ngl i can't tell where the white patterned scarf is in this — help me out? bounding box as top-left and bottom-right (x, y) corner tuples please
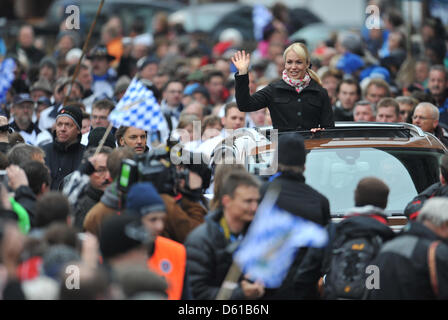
(282, 69), (311, 94)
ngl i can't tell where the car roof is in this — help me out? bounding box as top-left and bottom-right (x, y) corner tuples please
(250, 122), (448, 155)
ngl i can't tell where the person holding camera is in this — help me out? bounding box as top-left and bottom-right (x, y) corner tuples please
(160, 152), (212, 243)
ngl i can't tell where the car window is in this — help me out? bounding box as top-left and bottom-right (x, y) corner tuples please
(112, 5), (158, 33)
(304, 147), (443, 216)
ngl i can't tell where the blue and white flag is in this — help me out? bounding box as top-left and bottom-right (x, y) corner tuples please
(252, 4), (272, 41)
(234, 186), (328, 288)
(0, 58), (16, 104)
(108, 77), (168, 134)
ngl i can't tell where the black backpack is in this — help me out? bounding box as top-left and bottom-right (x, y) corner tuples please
(323, 226), (383, 300)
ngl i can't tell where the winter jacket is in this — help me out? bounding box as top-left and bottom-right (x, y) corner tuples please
(368, 221), (448, 299)
(292, 206), (396, 299)
(404, 182), (448, 220)
(14, 185), (37, 228)
(261, 171), (331, 226)
(184, 209), (247, 300)
(73, 184), (104, 230)
(161, 194), (208, 244)
(234, 73), (334, 131)
(83, 182), (120, 236)
(41, 138), (86, 190)
(332, 104), (354, 121)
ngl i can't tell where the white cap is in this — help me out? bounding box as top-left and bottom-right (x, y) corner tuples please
(219, 28), (243, 47)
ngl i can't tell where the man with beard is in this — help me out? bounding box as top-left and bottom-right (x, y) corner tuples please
(41, 105), (86, 190)
(10, 93), (41, 145)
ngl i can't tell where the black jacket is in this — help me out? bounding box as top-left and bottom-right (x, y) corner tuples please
(42, 138), (86, 190)
(404, 182), (448, 220)
(73, 183), (104, 231)
(332, 104), (354, 121)
(368, 221), (448, 300)
(293, 210), (395, 299)
(184, 209), (247, 300)
(261, 172), (331, 226)
(234, 73), (334, 131)
(257, 171), (330, 299)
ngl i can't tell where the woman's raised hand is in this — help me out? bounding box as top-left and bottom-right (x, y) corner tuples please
(231, 50), (251, 75)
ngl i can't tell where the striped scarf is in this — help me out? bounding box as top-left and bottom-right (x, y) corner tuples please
(282, 69), (311, 94)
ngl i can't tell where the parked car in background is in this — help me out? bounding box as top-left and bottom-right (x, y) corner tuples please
(289, 22), (361, 51)
(209, 122), (448, 231)
(168, 2), (320, 43)
(35, 0), (185, 37)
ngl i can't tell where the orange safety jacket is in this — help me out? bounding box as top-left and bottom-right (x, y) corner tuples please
(147, 236), (186, 300)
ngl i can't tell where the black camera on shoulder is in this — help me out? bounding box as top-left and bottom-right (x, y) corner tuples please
(118, 147), (187, 197)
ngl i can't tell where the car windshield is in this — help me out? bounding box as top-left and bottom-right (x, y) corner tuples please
(303, 147), (443, 216)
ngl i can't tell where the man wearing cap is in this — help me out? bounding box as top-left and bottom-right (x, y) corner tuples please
(259, 133), (330, 299)
(29, 78), (52, 103)
(41, 105), (86, 190)
(38, 78), (84, 132)
(137, 56), (159, 83)
(125, 182), (190, 300)
(10, 93), (41, 145)
(98, 214), (168, 298)
(86, 45), (117, 100)
(263, 133), (330, 225)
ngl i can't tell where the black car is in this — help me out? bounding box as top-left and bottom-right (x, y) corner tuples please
(168, 2), (320, 43)
(36, 0), (185, 37)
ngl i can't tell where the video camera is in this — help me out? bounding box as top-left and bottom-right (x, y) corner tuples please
(118, 147), (188, 198)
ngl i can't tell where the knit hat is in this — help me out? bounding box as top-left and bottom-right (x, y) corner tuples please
(137, 56), (159, 71)
(126, 182), (166, 216)
(277, 133), (307, 167)
(99, 215), (152, 260)
(42, 245), (81, 279)
(354, 177), (389, 209)
(336, 52), (364, 75)
(57, 105), (83, 131)
(87, 127), (116, 148)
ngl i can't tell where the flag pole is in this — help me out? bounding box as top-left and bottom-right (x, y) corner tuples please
(63, 0), (106, 106)
(216, 262), (243, 300)
(93, 123), (113, 156)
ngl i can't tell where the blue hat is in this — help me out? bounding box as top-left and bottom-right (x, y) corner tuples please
(183, 83), (200, 96)
(336, 52), (365, 74)
(13, 93), (33, 105)
(126, 182), (166, 216)
(359, 65), (390, 83)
